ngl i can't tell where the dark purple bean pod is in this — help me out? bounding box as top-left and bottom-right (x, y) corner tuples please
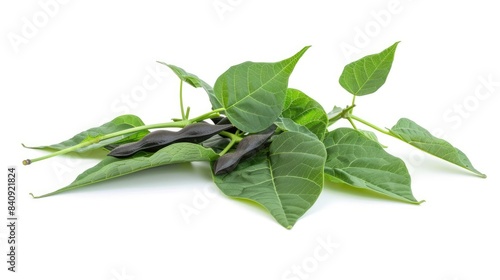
(210, 116), (225, 124)
(214, 125), (276, 175)
(213, 117), (238, 134)
(108, 123), (233, 158)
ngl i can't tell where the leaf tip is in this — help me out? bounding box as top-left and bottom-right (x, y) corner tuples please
(283, 223), (293, 230)
(29, 193), (37, 199)
(390, 41), (401, 50)
(390, 41), (401, 52)
(294, 45), (311, 58)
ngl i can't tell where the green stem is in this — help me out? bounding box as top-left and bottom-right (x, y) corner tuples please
(218, 131), (242, 156)
(179, 80), (185, 120)
(23, 109), (226, 165)
(349, 115), (392, 136)
(351, 95), (356, 107)
(327, 104), (356, 126)
(219, 139), (237, 156)
(191, 108), (225, 123)
(347, 117), (358, 130)
(219, 131), (241, 141)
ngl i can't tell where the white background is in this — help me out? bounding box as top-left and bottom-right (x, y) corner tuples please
(1, 1), (499, 279)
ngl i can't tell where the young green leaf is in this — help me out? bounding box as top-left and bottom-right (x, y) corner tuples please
(213, 46), (310, 133)
(339, 42), (399, 96)
(390, 118), (486, 178)
(327, 105), (344, 126)
(157, 62), (222, 109)
(327, 106), (343, 120)
(30, 143), (219, 198)
(274, 117), (318, 139)
(324, 128), (421, 204)
(282, 88), (328, 140)
(22, 114), (149, 153)
(213, 131), (326, 229)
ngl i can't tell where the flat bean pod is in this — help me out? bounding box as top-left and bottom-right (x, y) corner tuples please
(109, 123), (233, 158)
(214, 125), (276, 175)
(213, 117), (238, 133)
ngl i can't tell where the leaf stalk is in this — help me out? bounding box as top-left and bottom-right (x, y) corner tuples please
(349, 114), (392, 136)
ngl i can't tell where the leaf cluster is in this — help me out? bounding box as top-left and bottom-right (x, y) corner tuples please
(23, 42), (485, 229)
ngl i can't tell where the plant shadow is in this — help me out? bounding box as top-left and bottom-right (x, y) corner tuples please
(30, 162), (212, 198)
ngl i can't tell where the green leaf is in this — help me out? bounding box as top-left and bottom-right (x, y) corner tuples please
(274, 117), (317, 139)
(324, 128), (420, 204)
(23, 115), (149, 153)
(30, 143), (219, 198)
(390, 118), (486, 178)
(327, 106), (343, 120)
(213, 131), (326, 229)
(327, 106), (344, 126)
(214, 46), (310, 133)
(359, 129), (387, 148)
(157, 62), (222, 109)
(281, 88), (328, 140)
(339, 42), (399, 96)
